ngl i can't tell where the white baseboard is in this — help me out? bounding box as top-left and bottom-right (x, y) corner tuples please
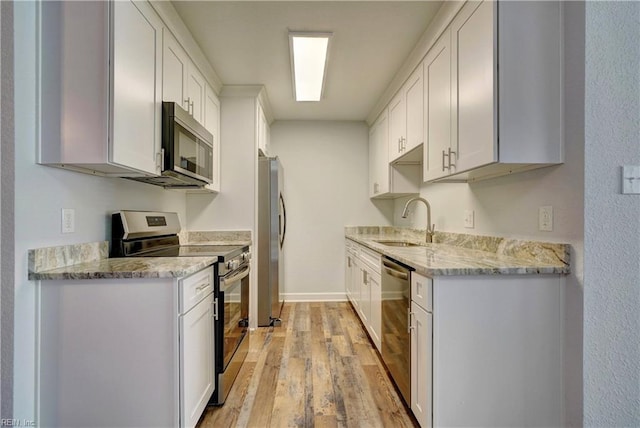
(282, 292), (348, 302)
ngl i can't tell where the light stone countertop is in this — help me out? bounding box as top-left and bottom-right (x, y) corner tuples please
(28, 230), (252, 281)
(30, 256), (218, 281)
(346, 227), (570, 276)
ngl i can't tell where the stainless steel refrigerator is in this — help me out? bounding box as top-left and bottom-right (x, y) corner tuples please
(257, 156), (286, 326)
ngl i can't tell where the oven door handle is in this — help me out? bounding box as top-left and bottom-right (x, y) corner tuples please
(220, 265), (250, 291)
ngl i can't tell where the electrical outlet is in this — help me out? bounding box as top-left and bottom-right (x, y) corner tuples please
(62, 208), (75, 233)
(538, 206), (553, 232)
(464, 210), (475, 228)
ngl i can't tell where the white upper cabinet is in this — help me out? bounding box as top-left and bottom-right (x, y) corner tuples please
(369, 111), (390, 197)
(369, 109), (420, 199)
(376, 0), (563, 184)
(163, 29), (207, 125)
(389, 65), (424, 163)
(162, 29), (189, 109)
(162, 25), (221, 193)
(404, 64), (424, 154)
(451, 0), (495, 174)
(441, 0), (563, 182)
(39, 0), (163, 177)
(423, 29), (453, 182)
(187, 66), (206, 124)
(388, 92), (406, 162)
(111, 0), (163, 175)
(257, 104), (270, 156)
(200, 85), (221, 193)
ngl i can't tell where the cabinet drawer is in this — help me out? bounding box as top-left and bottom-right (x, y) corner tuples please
(359, 246), (381, 274)
(180, 266), (214, 313)
(411, 272), (433, 312)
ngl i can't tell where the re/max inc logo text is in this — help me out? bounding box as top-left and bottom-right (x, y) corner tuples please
(0, 420), (35, 427)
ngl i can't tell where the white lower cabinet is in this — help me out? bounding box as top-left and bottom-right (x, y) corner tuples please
(368, 270), (382, 350)
(432, 275), (564, 427)
(39, 266), (215, 428)
(345, 239), (382, 352)
(179, 268), (215, 428)
(411, 300), (433, 428)
(345, 243), (564, 427)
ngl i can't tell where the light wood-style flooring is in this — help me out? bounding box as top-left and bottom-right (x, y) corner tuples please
(198, 302), (418, 428)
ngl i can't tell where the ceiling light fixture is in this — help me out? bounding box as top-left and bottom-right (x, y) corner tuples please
(289, 31), (332, 102)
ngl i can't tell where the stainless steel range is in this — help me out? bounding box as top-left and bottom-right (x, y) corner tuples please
(111, 210), (250, 406)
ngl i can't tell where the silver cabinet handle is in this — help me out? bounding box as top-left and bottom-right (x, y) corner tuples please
(442, 150), (448, 171)
(195, 282), (209, 292)
(190, 100), (195, 116)
(373, 182), (379, 194)
(184, 97), (190, 111)
(448, 147), (457, 169)
(213, 297), (218, 321)
(407, 308), (415, 333)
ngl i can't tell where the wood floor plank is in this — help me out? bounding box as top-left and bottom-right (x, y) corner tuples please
(198, 302), (417, 428)
(362, 364), (419, 428)
(245, 335), (285, 427)
(314, 414), (339, 428)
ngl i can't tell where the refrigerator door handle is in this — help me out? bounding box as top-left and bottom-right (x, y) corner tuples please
(279, 192), (287, 249)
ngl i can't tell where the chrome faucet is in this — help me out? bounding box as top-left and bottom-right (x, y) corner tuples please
(401, 197), (435, 243)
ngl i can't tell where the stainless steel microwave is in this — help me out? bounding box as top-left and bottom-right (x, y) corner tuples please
(129, 102), (214, 188)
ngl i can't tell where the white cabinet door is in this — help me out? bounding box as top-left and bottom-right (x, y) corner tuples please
(345, 250), (354, 302)
(111, 0), (162, 175)
(180, 293), (215, 428)
(451, 0), (496, 173)
(204, 85), (221, 192)
(369, 270), (382, 351)
(358, 263), (371, 325)
(404, 64), (424, 153)
(411, 301), (433, 428)
(162, 29), (189, 110)
(423, 30), (453, 182)
(162, 27), (207, 127)
(388, 92), (406, 161)
(257, 104), (270, 156)
(369, 110), (390, 197)
(187, 66), (206, 124)
(350, 252), (360, 310)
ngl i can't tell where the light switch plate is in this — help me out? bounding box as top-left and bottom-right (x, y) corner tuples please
(62, 208), (75, 233)
(538, 206), (553, 232)
(464, 210), (475, 229)
(622, 165), (640, 194)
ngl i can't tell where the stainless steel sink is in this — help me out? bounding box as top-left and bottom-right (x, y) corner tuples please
(374, 240), (422, 247)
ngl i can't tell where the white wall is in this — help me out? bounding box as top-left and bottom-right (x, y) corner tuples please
(393, 3), (585, 425)
(584, 2), (640, 425)
(270, 121), (393, 301)
(13, 3), (187, 421)
(186, 96), (257, 231)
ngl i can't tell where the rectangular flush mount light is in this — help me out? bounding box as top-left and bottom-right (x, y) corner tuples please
(289, 32), (332, 102)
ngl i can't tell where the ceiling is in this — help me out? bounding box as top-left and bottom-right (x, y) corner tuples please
(172, 1), (443, 122)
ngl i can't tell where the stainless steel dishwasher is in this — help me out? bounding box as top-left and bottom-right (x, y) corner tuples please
(381, 256), (413, 405)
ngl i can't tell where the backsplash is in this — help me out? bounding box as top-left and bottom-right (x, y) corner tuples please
(29, 241), (108, 276)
